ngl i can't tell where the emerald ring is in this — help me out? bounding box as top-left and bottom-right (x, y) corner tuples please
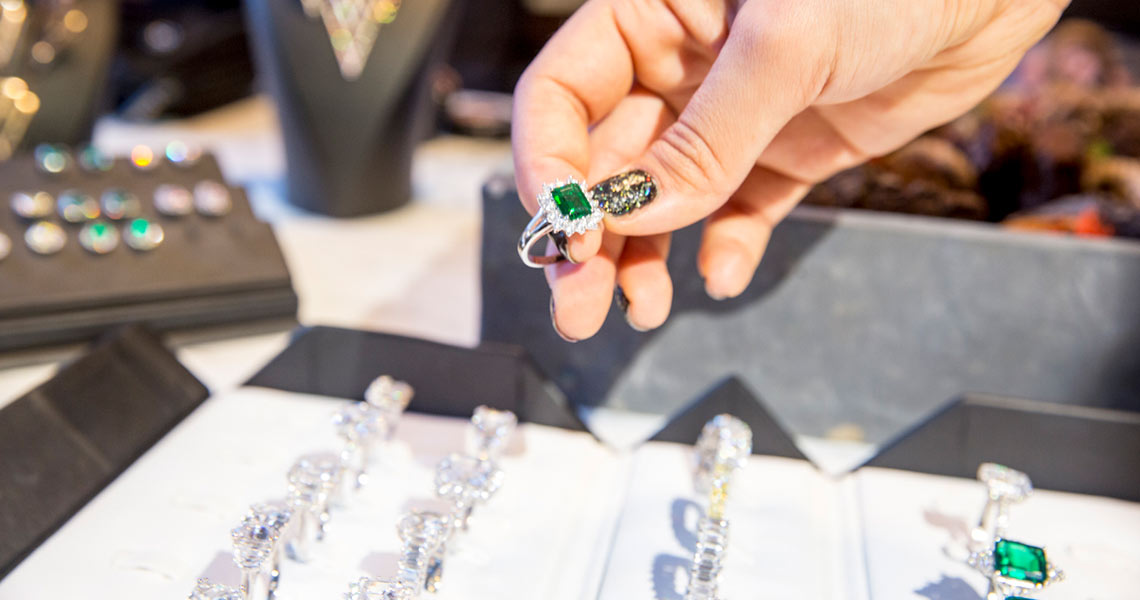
(972, 463), (1032, 549)
(518, 177), (602, 268)
(968, 538), (1063, 599)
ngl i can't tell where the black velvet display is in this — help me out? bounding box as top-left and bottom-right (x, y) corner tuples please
(0, 326), (208, 578)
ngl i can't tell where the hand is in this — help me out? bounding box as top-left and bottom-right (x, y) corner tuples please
(512, 0), (1067, 340)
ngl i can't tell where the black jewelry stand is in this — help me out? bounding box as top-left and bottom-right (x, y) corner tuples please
(242, 0), (462, 217)
(0, 326), (208, 578)
(1, 0), (118, 146)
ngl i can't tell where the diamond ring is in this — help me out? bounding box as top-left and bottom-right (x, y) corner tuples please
(434, 453), (504, 531)
(972, 463), (1032, 550)
(693, 414), (752, 520)
(968, 538), (1063, 599)
(364, 375), (413, 440)
(285, 452), (342, 562)
(466, 405), (517, 462)
(517, 177), (602, 268)
(344, 576), (412, 600)
(333, 402), (388, 493)
(232, 503), (292, 600)
(396, 510), (452, 593)
(189, 578), (242, 600)
(685, 415), (751, 600)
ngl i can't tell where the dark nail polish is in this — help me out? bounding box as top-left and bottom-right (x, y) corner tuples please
(614, 286), (630, 313)
(551, 231), (577, 264)
(614, 286), (650, 332)
(550, 296), (578, 342)
(590, 169), (657, 216)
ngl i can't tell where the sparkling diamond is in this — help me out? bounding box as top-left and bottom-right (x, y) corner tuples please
(10, 191), (53, 219)
(24, 221), (66, 255)
(299, 0), (399, 80)
(166, 140), (203, 166)
(100, 188), (141, 220)
(78, 221), (120, 255)
(34, 143), (69, 174)
(364, 375), (413, 415)
(537, 177), (602, 236)
(124, 218), (165, 251)
(154, 184), (194, 216)
(345, 576), (411, 600)
(694, 414), (752, 491)
(194, 180), (232, 217)
(287, 452), (342, 506)
(397, 510), (451, 547)
(57, 190), (99, 222)
(435, 453), (503, 503)
(189, 578), (242, 600)
(77, 145), (114, 172)
(467, 406), (517, 460)
(978, 463), (1032, 502)
(333, 402), (389, 442)
(231, 515), (276, 569)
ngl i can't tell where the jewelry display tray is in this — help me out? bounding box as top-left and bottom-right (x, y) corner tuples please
(1, 326), (1138, 598)
(0, 152), (297, 352)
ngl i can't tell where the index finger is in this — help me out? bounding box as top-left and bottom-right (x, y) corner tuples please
(511, 0), (634, 261)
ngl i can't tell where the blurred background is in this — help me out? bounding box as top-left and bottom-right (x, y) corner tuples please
(0, 0), (1138, 447)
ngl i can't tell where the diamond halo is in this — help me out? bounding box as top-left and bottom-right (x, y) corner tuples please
(537, 177), (602, 236)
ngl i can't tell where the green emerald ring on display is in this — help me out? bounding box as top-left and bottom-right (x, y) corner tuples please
(517, 177), (602, 268)
(968, 538), (1063, 599)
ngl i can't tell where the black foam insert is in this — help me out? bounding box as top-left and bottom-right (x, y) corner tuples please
(862, 394), (1140, 502)
(0, 326), (208, 578)
(246, 326), (590, 434)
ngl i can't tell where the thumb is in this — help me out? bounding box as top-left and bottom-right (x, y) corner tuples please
(596, 5), (832, 236)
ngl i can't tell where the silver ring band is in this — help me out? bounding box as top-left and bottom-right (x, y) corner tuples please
(517, 212), (563, 268)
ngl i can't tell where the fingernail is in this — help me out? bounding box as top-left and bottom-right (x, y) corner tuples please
(703, 277), (728, 301)
(591, 169), (657, 216)
(614, 286), (650, 332)
(550, 296), (578, 342)
(551, 231), (577, 264)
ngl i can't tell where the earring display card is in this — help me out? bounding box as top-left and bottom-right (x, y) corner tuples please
(855, 467), (1140, 599)
(0, 387), (628, 599)
(0, 149), (296, 352)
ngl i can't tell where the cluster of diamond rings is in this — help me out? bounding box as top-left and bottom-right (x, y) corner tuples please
(189, 375), (414, 600)
(345, 405), (518, 600)
(966, 463), (1063, 599)
(685, 414), (752, 600)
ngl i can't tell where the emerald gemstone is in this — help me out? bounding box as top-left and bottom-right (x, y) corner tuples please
(550, 183), (591, 220)
(994, 539), (1047, 584)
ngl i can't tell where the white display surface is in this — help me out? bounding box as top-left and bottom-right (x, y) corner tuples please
(857, 467), (1140, 599)
(3, 385), (1138, 599)
(0, 387), (625, 600)
(598, 442), (858, 600)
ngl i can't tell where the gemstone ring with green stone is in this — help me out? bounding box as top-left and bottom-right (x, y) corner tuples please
(968, 537), (1063, 599)
(518, 177), (602, 268)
